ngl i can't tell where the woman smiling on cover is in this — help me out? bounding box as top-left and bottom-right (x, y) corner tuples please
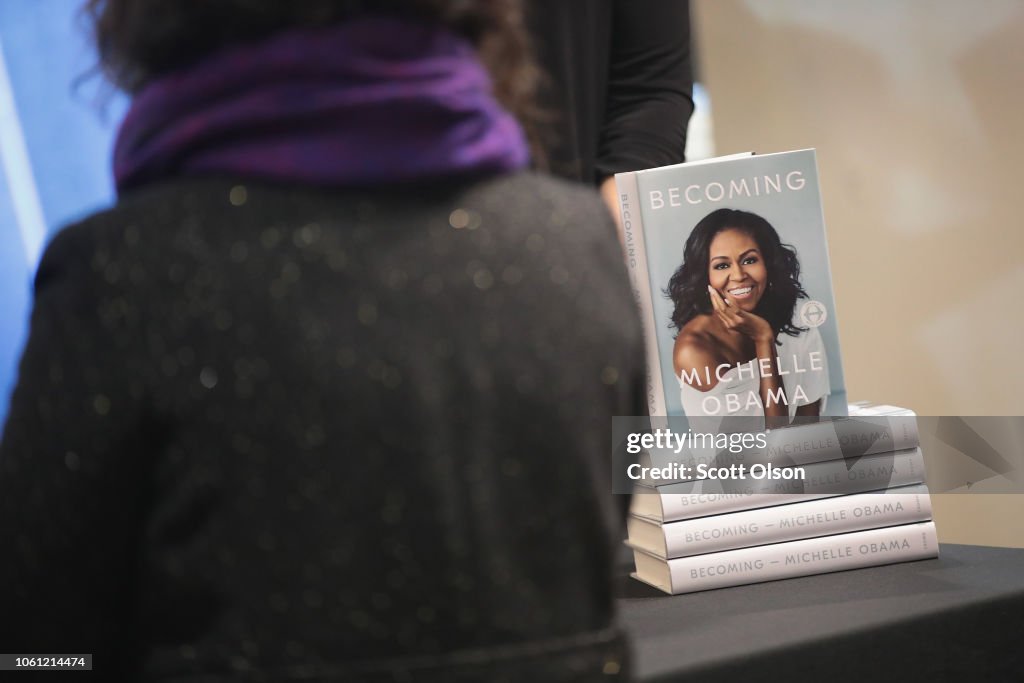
(667, 208), (829, 422)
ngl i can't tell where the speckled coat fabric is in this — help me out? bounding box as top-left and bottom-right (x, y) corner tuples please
(0, 172), (645, 681)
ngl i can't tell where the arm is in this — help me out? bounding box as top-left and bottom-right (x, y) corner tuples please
(753, 337), (789, 422)
(596, 0), (694, 181)
(707, 287), (788, 422)
(600, 176), (625, 247)
(795, 400), (822, 417)
(792, 327), (830, 417)
(673, 334), (722, 392)
(0, 229), (149, 664)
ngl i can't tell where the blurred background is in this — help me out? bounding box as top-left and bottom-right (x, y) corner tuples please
(690, 0), (1024, 548)
(1, 1), (1021, 544)
(0, 0), (126, 428)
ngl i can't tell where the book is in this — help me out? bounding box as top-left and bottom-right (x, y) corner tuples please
(631, 521), (939, 594)
(631, 407), (919, 487)
(848, 401), (915, 416)
(616, 149), (846, 421)
(631, 447), (927, 523)
(627, 484), (931, 559)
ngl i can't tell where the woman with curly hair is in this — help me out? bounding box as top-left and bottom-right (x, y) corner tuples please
(0, 1), (643, 679)
(666, 208), (830, 422)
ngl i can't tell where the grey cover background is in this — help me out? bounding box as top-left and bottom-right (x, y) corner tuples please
(634, 149), (847, 416)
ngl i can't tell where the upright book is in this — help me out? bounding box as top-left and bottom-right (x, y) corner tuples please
(616, 150), (847, 422)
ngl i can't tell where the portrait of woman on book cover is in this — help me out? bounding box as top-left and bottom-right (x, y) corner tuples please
(666, 207), (830, 423)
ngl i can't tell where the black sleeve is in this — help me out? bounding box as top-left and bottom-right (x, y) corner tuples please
(596, 0), (694, 178)
(0, 228), (149, 665)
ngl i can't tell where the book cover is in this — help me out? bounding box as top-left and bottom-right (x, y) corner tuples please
(631, 521), (939, 595)
(627, 484), (931, 559)
(617, 150), (847, 422)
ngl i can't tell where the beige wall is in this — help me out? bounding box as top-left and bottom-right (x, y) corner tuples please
(694, 0), (1024, 546)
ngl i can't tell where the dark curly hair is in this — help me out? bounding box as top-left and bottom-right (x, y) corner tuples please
(665, 208), (807, 340)
(81, 0), (544, 162)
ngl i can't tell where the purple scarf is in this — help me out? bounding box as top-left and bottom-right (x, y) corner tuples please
(113, 16), (529, 193)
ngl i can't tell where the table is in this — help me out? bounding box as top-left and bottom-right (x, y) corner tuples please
(618, 544), (1024, 682)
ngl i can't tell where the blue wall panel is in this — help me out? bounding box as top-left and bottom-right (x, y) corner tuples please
(0, 0), (126, 423)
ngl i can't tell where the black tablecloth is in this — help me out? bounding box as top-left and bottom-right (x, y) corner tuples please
(618, 543), (1024, 682)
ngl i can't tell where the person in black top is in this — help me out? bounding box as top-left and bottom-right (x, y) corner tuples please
(0, 1), (645, 680)
(527, 0), (694, 216)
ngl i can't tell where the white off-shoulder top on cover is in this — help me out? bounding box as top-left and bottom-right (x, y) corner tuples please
(677, 326), (830, 418)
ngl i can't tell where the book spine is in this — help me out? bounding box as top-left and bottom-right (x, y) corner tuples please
(663, 521), (938, 594)
(761, 415), (919, 466)
(653, 447), (926, 522)
(615, 171), (667, 419)
(655, 484), (931, 558)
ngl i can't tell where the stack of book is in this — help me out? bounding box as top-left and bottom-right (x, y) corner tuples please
(626, 405), (938, 594)
(614, 150), (940, 594)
